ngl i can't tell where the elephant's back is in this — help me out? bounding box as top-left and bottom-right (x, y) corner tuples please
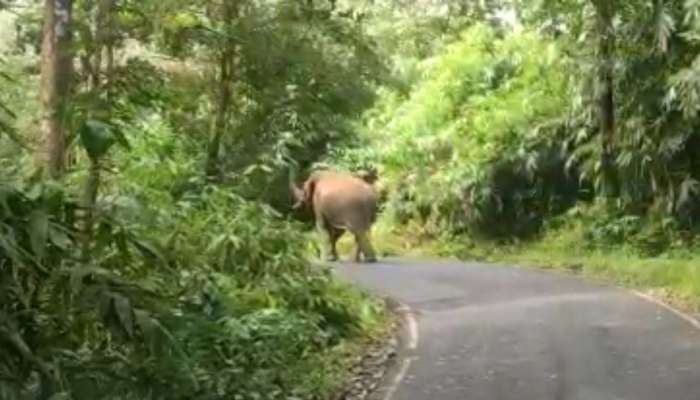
(313, 175), (377, 231)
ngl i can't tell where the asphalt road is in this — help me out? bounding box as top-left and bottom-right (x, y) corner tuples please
(334, 258), (700, 400)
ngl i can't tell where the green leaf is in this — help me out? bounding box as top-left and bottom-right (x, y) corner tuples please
(113, 126), (131, 150)
(0, 70), (14, 82)
(25, 183), (43, 201)
(113, 294), (135, 338)
(80, 119), (116, 159)
(69, 268), (87, 295)
(0, 228), (24, 265)
(47, 392), (71, 400)
(28, 209), (49, 260)
(243, 164), (259, 175)
(49, 226), (72, 250)
(131, 239), (168, 265)
(0, 100), (17, 119)
(654, 0), (675, 53)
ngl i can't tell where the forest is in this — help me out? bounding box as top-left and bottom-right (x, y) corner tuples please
(2, 0), (700, 399)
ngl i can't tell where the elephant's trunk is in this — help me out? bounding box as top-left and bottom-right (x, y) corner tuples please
(289, 169), (304, 209)
(291, 183), (304, 209)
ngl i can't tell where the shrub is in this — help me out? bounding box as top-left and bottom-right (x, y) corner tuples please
(0, 117), (386, 400)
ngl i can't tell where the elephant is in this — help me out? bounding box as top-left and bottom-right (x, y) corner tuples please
(291, 170), (378, 263)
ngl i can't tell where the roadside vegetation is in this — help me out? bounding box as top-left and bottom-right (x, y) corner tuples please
(332, 1), (700, 312)
(4, 0), (700, 398)
(0, 1), (388, 398)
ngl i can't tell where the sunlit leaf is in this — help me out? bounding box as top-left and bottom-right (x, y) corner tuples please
(28, 209), (48, 260)
(114, 294), (135, 338)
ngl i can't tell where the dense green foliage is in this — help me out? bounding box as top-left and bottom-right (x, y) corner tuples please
(0, 1), (386, 399)
(336, 25), (579, 238)
(335, 1), (700, 254)
(6, 0), (700, 397)
(0, 174), (384, 399)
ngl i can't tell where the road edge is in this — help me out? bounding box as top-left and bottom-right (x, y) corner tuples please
(631, 289), (700, 331)
(367, 297), (419, 400)
(473, 259), (700, 333)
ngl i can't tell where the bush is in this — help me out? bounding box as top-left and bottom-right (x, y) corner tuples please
(531, 200), (694, 258)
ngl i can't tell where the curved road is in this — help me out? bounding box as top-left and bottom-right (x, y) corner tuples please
(334, 258), (700, 400)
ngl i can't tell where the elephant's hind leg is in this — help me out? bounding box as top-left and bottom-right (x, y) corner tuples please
(353, 237), (362, 262)
(354, 230), (377, 263)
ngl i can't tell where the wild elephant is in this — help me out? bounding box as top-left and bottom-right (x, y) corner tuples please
(290, 170), (378, 263)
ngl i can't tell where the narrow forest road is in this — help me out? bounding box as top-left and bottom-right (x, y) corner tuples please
(334, 258), (700, 400)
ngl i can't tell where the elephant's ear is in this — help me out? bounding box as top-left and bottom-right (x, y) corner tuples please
(356, 167), (379, 184)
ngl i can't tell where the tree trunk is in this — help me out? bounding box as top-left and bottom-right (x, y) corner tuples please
(92, 0), (113, 90)
(594, 0), (618, 197)
(81, 0), (114, 260)
(205, 1), (237, 179)
(39, 0), (73, 178)
(205, 52), (233, 179)
(105, 42), (114, 88)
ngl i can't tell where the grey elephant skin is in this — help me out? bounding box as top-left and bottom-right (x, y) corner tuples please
(291, 170), (378, 263)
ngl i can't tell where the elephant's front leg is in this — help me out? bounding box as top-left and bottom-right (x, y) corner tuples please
(329, 227), (344, 261)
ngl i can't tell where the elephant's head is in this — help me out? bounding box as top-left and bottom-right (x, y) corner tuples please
(290, 180), (306, 210)
(289, 169), (313, 210)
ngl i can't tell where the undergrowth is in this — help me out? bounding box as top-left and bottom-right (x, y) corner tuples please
(1, 112), (388, 400)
